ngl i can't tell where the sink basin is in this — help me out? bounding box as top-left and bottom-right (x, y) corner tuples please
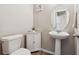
(49, 31), (70, 55)
(49, 31), (70, 39)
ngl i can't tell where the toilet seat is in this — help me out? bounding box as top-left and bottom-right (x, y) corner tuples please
(10, 48), (31, 55)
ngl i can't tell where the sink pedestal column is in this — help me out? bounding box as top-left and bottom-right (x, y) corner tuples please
(55, 39), (61, 55)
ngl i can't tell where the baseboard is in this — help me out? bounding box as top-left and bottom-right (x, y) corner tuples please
(41, 48), (55, 55)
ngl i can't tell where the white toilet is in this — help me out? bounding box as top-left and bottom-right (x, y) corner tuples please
(0, 34), (31, 55)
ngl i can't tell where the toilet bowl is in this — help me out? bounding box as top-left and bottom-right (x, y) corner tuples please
(0, 34), (31, 55)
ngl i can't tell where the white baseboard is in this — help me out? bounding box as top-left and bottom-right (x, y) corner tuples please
(41, 48), (55, 55)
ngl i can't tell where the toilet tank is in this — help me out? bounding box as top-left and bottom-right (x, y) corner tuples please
(1, 34), (23, 54)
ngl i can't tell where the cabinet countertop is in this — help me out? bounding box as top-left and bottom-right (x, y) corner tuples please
(27, 31), (41, 34)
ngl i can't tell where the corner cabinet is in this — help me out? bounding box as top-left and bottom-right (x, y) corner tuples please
(26, 31), (41, 52)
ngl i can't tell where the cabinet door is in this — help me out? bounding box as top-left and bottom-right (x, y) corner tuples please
(27, 34), (34, 51)
(34, 33), (41, 51)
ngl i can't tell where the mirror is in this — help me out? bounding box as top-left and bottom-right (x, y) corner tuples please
(51, 8), (69, 32)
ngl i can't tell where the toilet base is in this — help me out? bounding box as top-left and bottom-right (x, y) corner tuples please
(10, 48), (31, 55)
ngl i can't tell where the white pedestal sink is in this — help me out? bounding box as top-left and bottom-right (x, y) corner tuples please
(49, 31), (70, 55)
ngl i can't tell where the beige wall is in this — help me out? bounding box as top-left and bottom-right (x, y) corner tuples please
(0, 4), (33, 37)
(33, 4), (75, 55)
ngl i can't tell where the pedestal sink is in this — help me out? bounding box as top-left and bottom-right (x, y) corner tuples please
(49, 31), (70, 55)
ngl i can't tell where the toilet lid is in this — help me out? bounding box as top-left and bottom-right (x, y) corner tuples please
(10, 48), (31, 55)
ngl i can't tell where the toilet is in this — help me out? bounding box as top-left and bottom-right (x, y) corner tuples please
(0, 34), (31, 55)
